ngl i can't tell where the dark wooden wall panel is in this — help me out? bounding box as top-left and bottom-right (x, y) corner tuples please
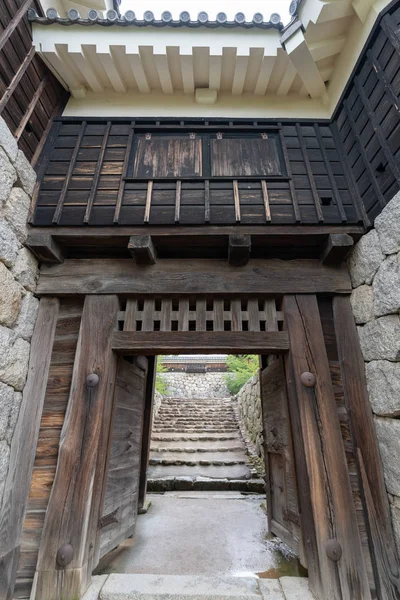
(0, 0), (68, 163)
(334, 5), (400, 224)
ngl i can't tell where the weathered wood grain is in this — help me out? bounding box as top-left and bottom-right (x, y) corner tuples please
(37, 258), (352, 296)
(128, 235), (157, 265)
(321, 233), (354, 265)
(32, 296), (119, 600)
(112, 330), (289, 354)
(228, 234), (251, 266)
(0, 298), (59, 600)
(333, 296), (400, 599)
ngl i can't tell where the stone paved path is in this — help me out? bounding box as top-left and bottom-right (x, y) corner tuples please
(147, 397), (264, 491)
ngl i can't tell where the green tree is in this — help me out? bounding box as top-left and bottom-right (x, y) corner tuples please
(155, 355), (169, 395)
(225, 354), (259, 395)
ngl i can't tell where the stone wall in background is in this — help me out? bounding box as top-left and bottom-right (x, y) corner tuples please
(153, 389), (163, 422)
(159, 372), (229, 398)
(234, 374), (264, 460)
(0, 117), (39, 507)
(348, 190), (400, 555)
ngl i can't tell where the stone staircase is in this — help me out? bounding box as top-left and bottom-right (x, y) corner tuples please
(147, 397), (264, 492)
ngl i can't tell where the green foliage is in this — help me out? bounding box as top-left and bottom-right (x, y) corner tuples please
(225, 354), (259, 395)
(155, 356), (169, 395)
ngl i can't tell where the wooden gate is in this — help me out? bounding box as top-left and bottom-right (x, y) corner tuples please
(9, 290), (400, 600)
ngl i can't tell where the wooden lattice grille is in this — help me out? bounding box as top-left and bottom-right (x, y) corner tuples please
(119, 298), (281, 333)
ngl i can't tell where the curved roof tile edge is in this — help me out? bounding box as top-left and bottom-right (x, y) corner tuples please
(28, 8), (284, 30)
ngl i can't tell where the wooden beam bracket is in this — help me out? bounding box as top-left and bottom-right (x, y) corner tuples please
(26, 232), (64, 264)
(128, 235), (157, 265)
(321, 233), (354, 265)
(228, 234), (251, 266)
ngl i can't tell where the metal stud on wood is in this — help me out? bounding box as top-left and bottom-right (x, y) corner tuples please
(56, 544), (73, 568)
(86, 373), (99, 387)
(300, 371), (316, 387)
(325, 539), (342, 561)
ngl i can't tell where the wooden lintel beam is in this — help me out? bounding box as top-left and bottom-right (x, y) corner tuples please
(37, 258), (352, 296)
(128, 235), (157, 265)
(112, 331), (289, 354)
(321, 233), (354, 265)
(228, 234), (251, 266)
(26, 233), (64, 264)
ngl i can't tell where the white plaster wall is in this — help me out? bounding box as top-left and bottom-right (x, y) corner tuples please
(0, 118), (39, 506)
(348, 191), (400, 555)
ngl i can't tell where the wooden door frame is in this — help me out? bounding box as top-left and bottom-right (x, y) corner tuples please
(19, 292), (399, 600)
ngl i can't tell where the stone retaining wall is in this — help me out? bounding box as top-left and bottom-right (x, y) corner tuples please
(159, 372), (229, 398)
(0, 118), (39, 506)
(153, 389), (163, 422)
(348, 191), (400, 554)
(234, 375), (264, 460)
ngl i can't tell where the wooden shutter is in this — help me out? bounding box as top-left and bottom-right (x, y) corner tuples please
(99, 356), (148, 558)
(211, 137), (281, 177)
(133, 136), (202, 178)
(260, 357), (303, 560)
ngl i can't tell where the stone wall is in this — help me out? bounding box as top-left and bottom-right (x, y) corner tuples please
(234, 374), (264, 460)
(0, 118), (39, 506)
(159, 372), (229, 398)
(348, 191), (400, 555)
(153, 389), (163, 422)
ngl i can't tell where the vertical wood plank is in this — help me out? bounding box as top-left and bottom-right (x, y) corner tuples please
(333, 296), (400, 600)
(284, 295), (371, 600)
(142, 299), (154, 331)
(29, 121), (61, 224)
(196, 298), (206, 331)
(247, 299), (260, 331)
(84, 121), (111, 224)
(314, 124), (347, 222)
(124, 299), (138, 331)
(264, 299), (278, 332)
(0, 299), (59, 600)
(204, 180), (210, 223)
(296, 123), (324, 223)
(261, 180), (271, 222)
(114, 122), (134, 223)
(144, 181), (153, 224)
(52, 121), (86, 224)
(175, 180), (181, 224)
(138, 356), (157, 510)
(178, 298), (189, 331)
(230, 299), (242, 331)
(213, 299), (224, 331)
(32, 295), (120, 600)
(160, 299), (172, 332)
(233, 180), (241, 223)
(278, 124), (301, 223)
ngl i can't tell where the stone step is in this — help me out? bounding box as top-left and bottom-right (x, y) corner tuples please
(85, 574), (313, 600)
(148, 463), (254, 480)
(150, 444), (245, 453)
(151, 433), (241, 441)
(146, 476), (265, 493)
(152, 428), (239, 433)
(149, 457), (247, 466)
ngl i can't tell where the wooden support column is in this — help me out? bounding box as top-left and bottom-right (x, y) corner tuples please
(333, 296), (400, 599)
(283, 295), (371, 600)
(228, 234), (251, 266)
(128, 235), (157, 265)
(32, 295), (120, 600)
(138, 356), (157, 512)
(0, 299), (59, 600)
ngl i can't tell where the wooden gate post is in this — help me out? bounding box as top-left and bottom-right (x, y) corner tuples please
(0, 298), (59, 600)
(333, 296), (400, 599)
(283, 294), (371, 600)
(32, 295), (120, 600)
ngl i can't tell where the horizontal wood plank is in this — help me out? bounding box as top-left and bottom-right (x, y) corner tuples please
(112, 330), (289, 354)
(37, 258), (352, 296)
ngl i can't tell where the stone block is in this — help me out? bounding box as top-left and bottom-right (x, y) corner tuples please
(14, 150), (36, 196)
(13, 292), (39, 340)
(358, 316), (400, 361)
(0, 326), (30, 391)
(366, 361), (400, 417)
(3, 187), (31, 243)
(390, 503), (400, 557)
(0, 219), (20, 267)
(350, 284), (374, 324)
(257, 579), (284, 599)
(373, 253), (400, 317)
(278, 577), (314, 600)
(0, 381), (15, 440)
(374, 417), (400, 497)
(100, 574), (261, 600)
(348, 229), (384, 287)
(375, 191), (400, 255)
(83, 576), (109, 600)
(0, 440), (10, 496)
(5, 391), (21, 445)
(0, 262), (22, 326)
(11, 247), (38, 291)
(0, 148), (17, 207)
(0, 117), (18, 163)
